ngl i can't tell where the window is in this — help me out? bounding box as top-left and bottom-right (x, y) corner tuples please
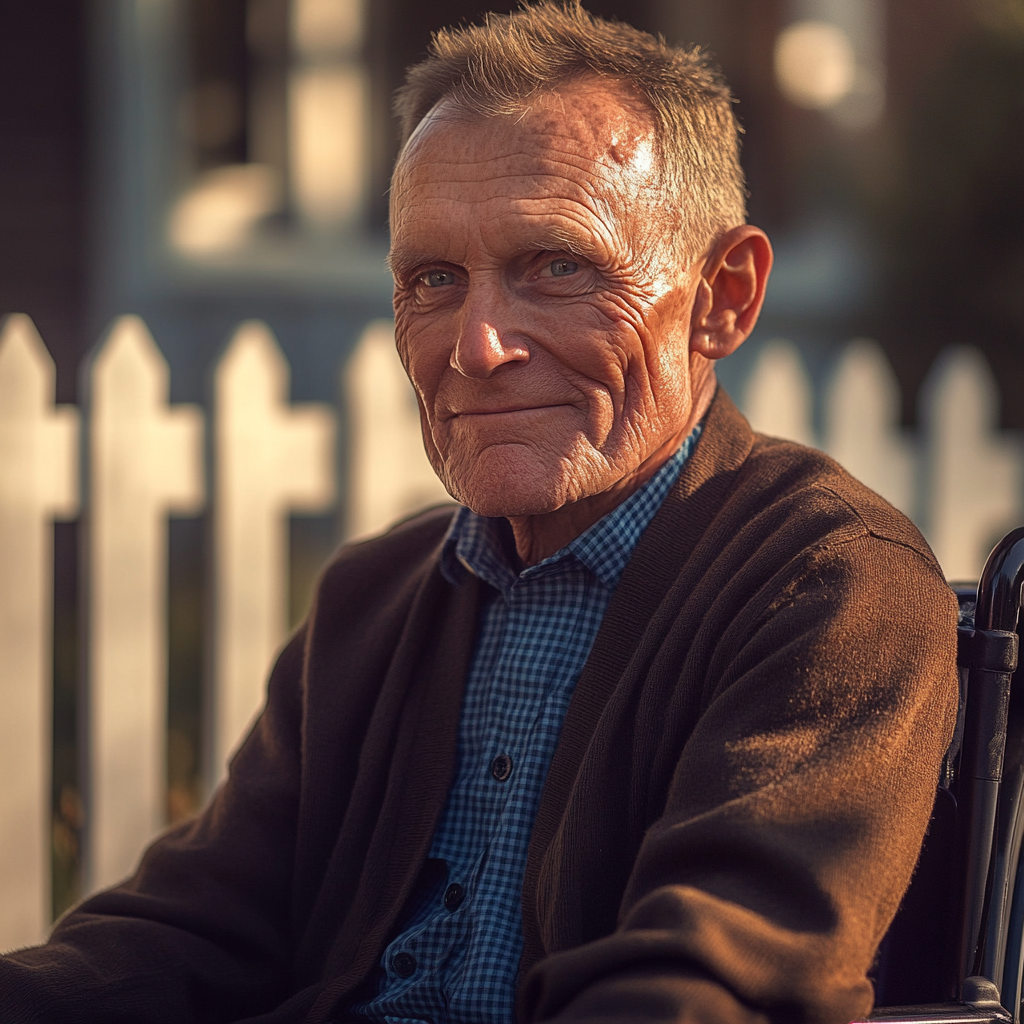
(169, 0), (370, 257)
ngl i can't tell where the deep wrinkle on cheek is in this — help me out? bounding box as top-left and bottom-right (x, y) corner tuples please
(589, 283), (650, 342)
(568, 320), (636, 426)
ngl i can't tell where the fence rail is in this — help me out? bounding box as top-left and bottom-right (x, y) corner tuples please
(0, 313), (1021, 950)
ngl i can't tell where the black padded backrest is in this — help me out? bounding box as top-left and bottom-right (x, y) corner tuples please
(871, 785), (959, 1004)
(869, 587), (976, 1006)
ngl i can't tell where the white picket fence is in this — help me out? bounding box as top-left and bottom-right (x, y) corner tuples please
(0, 314), (1021, 952)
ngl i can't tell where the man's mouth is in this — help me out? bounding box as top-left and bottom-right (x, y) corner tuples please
(450, 403), (571, 418)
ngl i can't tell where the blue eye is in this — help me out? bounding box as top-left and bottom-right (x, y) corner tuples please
(550, 259), (578, 277)
(422, 270), (457, 287)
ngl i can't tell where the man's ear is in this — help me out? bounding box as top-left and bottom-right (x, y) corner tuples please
(689, 225), (773, 360)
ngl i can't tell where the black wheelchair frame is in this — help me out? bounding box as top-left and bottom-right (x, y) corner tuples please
(865, 526), (1024, 1024)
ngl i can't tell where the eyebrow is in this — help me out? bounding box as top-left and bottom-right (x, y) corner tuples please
(511, 213), (612, 262)
(534, 232), (601, 261)
(386, 248), (439, 278)
(387, 225), (608, 278)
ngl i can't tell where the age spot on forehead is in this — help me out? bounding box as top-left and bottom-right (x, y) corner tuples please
(393, 76), (658, 190)
(528, 80), (655, 149)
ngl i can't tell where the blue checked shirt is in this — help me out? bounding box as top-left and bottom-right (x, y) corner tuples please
(348, 426), (701, 1024)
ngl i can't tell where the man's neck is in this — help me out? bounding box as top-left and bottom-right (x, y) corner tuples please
(508, 382), (713, 567)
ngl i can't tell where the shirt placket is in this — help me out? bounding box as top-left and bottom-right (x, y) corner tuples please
(446, 562), (591, 1021)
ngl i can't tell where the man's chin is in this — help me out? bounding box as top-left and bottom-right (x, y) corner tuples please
(443, 469), (567, 520)
(436, 442), (593, 519)
(455, 485), (563, 520)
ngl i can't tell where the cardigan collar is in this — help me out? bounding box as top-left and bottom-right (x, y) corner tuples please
(438, 424), (704, 594)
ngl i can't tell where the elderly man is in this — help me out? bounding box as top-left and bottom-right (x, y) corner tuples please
(1, 4), (957, 1024)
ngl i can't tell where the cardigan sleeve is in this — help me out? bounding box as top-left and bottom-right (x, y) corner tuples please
(0, 627), (309, 1024)
(520, 532), (959, 1024)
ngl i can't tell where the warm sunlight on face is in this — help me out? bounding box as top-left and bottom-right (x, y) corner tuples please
(388, 80), (702, 522)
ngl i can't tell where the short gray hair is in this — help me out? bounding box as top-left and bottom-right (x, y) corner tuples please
(394, 0), (747, 263)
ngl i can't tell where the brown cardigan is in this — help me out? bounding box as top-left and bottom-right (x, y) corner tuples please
(0, 390), (958, 1024)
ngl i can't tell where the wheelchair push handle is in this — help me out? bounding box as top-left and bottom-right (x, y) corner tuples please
(976, 528), (1024, 635)
(956, 527), (1024, 999)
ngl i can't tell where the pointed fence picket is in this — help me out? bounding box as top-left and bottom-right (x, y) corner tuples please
(343, 320), (450, 542)
(921, 347), (1024, 582)
(0, 316), (78, 949)
(87, 316), (205, 891)
(824, 339), (916, 518)
(212, 322), (335, 785)
(742, 338), (816, 447)
(0, 313), (1022, 946)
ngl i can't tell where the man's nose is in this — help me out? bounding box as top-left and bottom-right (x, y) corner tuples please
(451, 285), (529, 378)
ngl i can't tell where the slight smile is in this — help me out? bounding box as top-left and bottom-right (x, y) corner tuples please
(450, 403), (574, 418)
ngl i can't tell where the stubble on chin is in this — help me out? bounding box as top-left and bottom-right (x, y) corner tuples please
(433, 429), (622, 519)
(433, 443), (558, 518)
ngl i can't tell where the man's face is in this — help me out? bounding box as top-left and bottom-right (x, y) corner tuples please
(389, 80), (702, 519)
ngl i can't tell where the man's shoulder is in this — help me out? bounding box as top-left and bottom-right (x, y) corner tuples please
(335, 503), (459, 563)
(312, 504), (460, 618)
(743, 431), (937, 566)
(695, 388), (940, 572)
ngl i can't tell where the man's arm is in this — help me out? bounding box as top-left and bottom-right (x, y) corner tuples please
(0, 628), (308, 1024)
(521, 532), (959, 1024)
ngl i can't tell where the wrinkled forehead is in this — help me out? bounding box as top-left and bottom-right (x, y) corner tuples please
(389, 79), (659, 227)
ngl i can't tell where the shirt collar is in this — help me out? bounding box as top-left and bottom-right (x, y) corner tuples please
(440, 423), (702, 593)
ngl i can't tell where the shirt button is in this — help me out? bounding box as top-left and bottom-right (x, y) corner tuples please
(490, 753), (513, 781)
(444, 882), (465, 911)
(393, 951), (417, 977)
